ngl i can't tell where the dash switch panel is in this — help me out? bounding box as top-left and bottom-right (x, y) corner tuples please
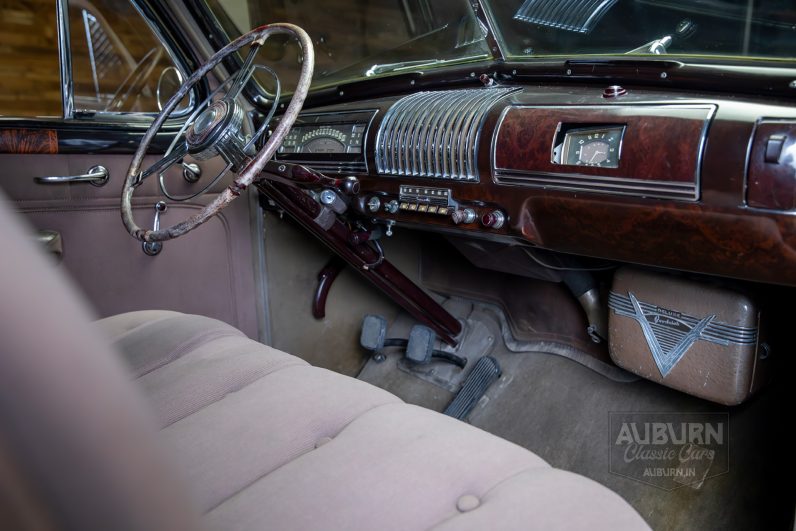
(747, 121), (796, 211)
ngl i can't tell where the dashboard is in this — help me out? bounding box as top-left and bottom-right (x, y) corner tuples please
(266, 84), (796, 287)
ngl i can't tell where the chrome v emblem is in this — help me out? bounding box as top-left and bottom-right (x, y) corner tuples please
(628, 293), (715, 377)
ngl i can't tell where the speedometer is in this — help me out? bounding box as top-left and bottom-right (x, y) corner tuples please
(303, 137), (346, 153)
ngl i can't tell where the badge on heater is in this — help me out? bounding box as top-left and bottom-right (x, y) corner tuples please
(608, 292), (757, 377)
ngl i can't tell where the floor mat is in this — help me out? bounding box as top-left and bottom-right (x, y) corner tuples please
(358, 297), (794, 531)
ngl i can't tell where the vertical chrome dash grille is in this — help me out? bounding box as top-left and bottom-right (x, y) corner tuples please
(376, 88), (518, 182)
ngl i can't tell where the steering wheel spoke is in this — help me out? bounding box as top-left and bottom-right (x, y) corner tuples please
(140, 142), (188, 181)
(226, 43), (261, 101)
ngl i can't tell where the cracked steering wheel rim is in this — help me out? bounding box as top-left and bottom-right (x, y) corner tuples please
(121, 23), (314, 243)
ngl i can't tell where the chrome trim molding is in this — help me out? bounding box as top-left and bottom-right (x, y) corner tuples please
(376, 87), (519, 182)
(493, 169), (699, 200)
(56, 0), (74, 119)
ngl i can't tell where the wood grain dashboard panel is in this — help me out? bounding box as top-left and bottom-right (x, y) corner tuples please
(493, 105), (714, 200)
(0, 128), (58, 154)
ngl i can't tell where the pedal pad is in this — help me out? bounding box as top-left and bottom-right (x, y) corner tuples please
(443, 356), (501, 420)
(406, 325), (435, 364)
(360, 314), (387, 352)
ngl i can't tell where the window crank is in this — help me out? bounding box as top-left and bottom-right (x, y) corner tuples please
(142, 201), (167, 256)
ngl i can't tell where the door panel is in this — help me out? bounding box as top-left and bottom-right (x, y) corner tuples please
(0, 150), (260, 339)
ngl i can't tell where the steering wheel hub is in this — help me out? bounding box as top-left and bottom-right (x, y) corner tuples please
(192, 106), (219, 136)
(186, 99), (249, 167)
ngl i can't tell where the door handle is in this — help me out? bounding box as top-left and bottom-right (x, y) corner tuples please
(35, 165), (109, 187)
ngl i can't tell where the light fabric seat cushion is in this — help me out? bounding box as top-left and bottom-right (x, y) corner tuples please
(97, 311), (649, 530)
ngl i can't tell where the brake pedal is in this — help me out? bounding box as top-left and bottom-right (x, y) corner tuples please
(444, 356), (501, 420)
(360, 314), (387, 362)
(406, 325), (435, 364)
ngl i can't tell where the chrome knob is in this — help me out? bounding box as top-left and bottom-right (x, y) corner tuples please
(182, 162), (202, 183)
(481, 210), (506, 230)
(319, 189), (337, 206)
(451, 208), (477, 225)
(367, 196), (381, 213)
(384, 200), (399, 214)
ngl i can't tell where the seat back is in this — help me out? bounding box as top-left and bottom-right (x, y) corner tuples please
(0, 194), (198, 531)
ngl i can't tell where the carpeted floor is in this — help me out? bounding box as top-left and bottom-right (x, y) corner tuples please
(358, 298), (794, 531)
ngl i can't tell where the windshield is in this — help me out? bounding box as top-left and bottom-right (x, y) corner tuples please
(206, 0), (490, 91)
(206, 0), (796, 91)
(491, 0), (796, 60)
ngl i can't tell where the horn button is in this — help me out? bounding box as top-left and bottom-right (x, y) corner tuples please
(185, 99), (250, 170)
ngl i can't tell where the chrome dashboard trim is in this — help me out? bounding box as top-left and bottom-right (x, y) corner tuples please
(376, 87), (519, 182)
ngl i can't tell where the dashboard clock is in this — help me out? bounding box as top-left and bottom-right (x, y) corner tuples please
(559, 125), (625, 168)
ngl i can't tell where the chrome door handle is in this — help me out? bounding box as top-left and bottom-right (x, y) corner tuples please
(35, 165), (109, 187)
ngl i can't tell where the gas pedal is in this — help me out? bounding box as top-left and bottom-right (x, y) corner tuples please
(443, 356), (501, 420)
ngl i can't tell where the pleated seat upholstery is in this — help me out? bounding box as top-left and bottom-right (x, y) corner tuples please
(96, 310), (649, 530)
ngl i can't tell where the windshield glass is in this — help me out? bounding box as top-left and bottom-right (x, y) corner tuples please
(206, 0), (796, 91)
(489, 0), (796, 60)
(206, 0), (490, 91)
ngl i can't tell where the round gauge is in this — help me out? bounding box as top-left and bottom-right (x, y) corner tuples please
(303, 137), (346, 153)
(578, 140), (610, 165)
(562, 126), (624, 168)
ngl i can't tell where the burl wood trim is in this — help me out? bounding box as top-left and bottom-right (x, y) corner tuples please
(0, 129), (58, 154)
(494, 105), (713, 184)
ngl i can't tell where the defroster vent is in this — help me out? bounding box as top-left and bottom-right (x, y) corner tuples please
(375, 87), (518, 182)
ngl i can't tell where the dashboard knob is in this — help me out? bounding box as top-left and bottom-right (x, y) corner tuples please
(451, 208), (477, 225)
(319, 189), (337, 206)
(384, 200), (399, 214)
(366, 196), (381, 213)
(481, 210), (506, 230)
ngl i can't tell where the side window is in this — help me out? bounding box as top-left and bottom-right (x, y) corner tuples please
(0, 3), (62, 117)
(68, 0), (181, 114)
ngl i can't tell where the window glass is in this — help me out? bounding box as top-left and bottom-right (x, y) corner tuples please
(0, 1), (62, 117)
(68, 0), (182, 113)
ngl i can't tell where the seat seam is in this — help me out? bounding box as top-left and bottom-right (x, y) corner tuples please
(108, 314), (192, 344)
(159, 358), (308, 429)
(203, 400), (400, 515)
(134, 329), (247, 379)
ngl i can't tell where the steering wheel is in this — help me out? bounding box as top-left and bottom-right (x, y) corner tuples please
(122, 23), (314, 243)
